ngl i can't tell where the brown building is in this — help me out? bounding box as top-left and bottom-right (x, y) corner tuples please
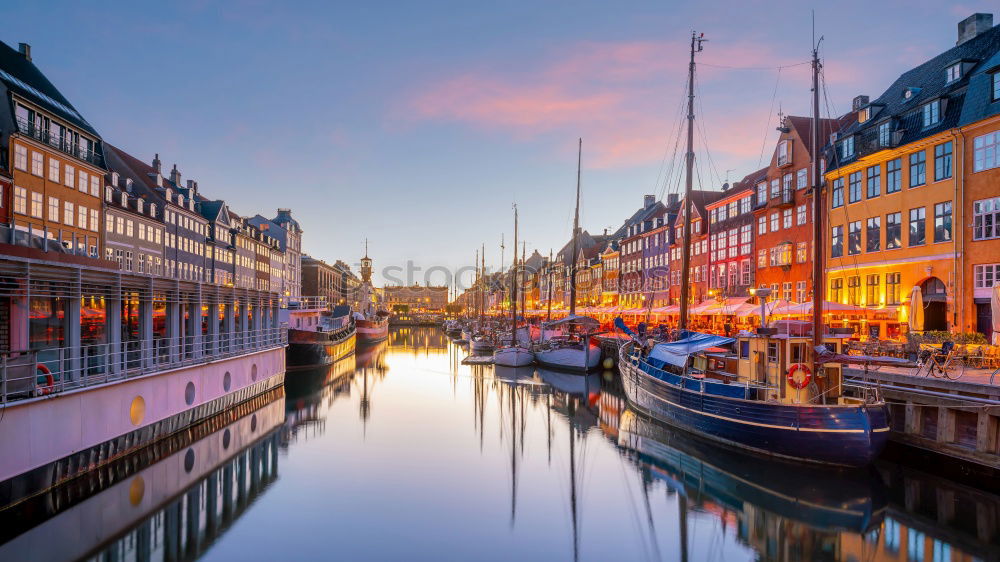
(384, 285), (448, 312)
(2, 42), (106, 258)
(669, 191), (724, 306)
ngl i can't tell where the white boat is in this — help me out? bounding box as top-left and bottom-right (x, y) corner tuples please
(494, 346), (535, 367)
(469, 335), (495, 354)
(533, 315), (602, 373)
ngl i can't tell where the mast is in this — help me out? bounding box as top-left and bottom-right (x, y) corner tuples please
(474, 247), (479, 319)
(810, 29), (824, 373)
(547, 249), (554, 322)
(481, 244), (486, 323)
(570, 138), (582, 317)
(511, 206), (518, 346)
(521, 242), (527, 339)
(678, 31), (705, 331)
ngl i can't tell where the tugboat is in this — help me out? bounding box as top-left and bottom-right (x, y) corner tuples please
(354, 245), (389, 344)
(286, 299), (356, 369)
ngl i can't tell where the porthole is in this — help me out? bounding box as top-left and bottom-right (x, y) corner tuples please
(223, 371), (232, 392)
(128, 476), (145, 506)
(250, 414), (257, 432)
(184, 381), (196, 406)
(184, 449), (195, 473)
(251, 364), (258, 382)
(223, 428), (231, 449)
(129, 396), (145, 426)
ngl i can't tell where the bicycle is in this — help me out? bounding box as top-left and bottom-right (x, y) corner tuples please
(915, 342), (966, 380)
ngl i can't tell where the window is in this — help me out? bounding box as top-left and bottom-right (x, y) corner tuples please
(974, 132), (1000, 172)
(858, 106), (870, 123)
(922, 100), (941, 127)
(831, 278), (843, 303)
(796, 241), (807, 263)
(739, 196), (750, 215)
(89, 176), (99, 197)
(797, 168), (807, 189)
(946, 63), (961, 83)
(973, 196), (1000, 240)
(934, 141), (952, 181)
(30, 151), (43, 176)
(78, 205), (87, 229)
(756, 182), (766, 205)
(840, 136), (854, 159)
(64, 164), (75, 188)
(78, 170), (88, 193)
(886, 158), (901, 193)
(796, 281), (807, 302)
(866, 165), (880, 198)
(878, 121), (891, 147)
(886, 273), (901, 305)
(116, 216), (124, 235)
(48, 158), (59, 182)
(770, 212), (778, 231)
(30, 191), (42, 218)
(848, 221), (861, 255)
(782, 209), (792, 229)
(63, 201), (74, 226)
(909, 151), (926, 187)
(776, 140), (790, 166)
(740, 224), (751, 254)
(865, 217), (881, 253)
(831, 178), (844, 208)
(994, 73), (1000, 102)
(770, 179), (779, 199)
(934, 201), (952, 242)
(796, 204), (806, 225)
(847, 276), (861, 305)
(848, 171), (861, 203)
(741, 259), (751, 285)
(757, 215), (766, 235)
(757, 249), (767, 268)
(13, 186), (26, 214)
(909, 207), (926, 246)
(866, 274), (880, 306)
(974, 264), (1000, 288)
(90, 209), (98, 232)
(782, 282), (792, 301)
(48, 196), (59, 222)
(782, 173), (793, 196)
(831, 225), (844, 258)
(886, 212), (901, 249)
(14, 145), (27, 170)
(766, 342), (778, 363)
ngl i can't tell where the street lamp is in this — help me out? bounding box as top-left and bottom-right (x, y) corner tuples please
(755, 287), (773, 328)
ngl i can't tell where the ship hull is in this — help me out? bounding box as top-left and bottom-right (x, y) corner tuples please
(535, 343), (602, 373)
(619, 345), (890, 467)
(287, 327), (356, 369)
(356, 318), (389, 343)
(493, 347), (534, 367)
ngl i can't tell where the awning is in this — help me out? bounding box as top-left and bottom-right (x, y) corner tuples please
(688, 300), (719, 315)
(648, 331), (736, 368)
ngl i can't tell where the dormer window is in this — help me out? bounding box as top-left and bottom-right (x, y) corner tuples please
(137, 199), (144, 214)
(946, 63), (961, 83)
(105, 186), (113, 202)
(878, 121), (892, 147)
(858, 106), (871, 123)
(150, 203), (157, 217)
(922, 100), (941, 127)
(840, 136), (855, 159)
(776, 140), (791, 167)
(165, 188), (173, 202)
(120, 192), (128, 207)
(992, 72), (1000, 102)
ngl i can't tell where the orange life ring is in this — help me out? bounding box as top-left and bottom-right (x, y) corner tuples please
(36, 363), (55, 395)
(787, 363), (812, 390)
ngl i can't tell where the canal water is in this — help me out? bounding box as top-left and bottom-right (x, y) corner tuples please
(2, 327), (999, 561)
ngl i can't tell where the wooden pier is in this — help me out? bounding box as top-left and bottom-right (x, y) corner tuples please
(844, 367), (1000, 487)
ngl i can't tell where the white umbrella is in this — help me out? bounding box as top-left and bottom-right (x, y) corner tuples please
(908, 286), (924, 332)
(991, 284), (1000, 345)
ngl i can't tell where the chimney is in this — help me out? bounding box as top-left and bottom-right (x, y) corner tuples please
(667, 193), (679, 207)
(643, 194), (655, 209)
(852, 95), (870, 111)
(957, 13), (993, 45)
(18, 43), (31, 62)
(152, 153), (162, 173)
(170, 164), (181, 186)
(186, 179), (198, 196)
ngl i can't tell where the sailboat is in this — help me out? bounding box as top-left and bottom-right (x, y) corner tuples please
(616, 32), (903, 467)
(535, 138), (602, 373)
(469, 245), (496, 354)
(495, 205), (535, 367)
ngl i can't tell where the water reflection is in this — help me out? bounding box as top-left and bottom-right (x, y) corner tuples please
(3, 327), (998, 561)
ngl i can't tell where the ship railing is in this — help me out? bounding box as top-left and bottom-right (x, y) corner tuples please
(0, 327), (288, 405)
(284, 296), (329, 310)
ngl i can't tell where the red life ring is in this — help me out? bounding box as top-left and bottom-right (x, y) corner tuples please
(36, 363), (55, 395)
(787, 363), (812, 390)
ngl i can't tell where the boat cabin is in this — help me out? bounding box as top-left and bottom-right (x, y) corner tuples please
(733, 333), (849, 404)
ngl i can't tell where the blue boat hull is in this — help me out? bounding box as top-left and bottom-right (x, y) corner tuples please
(619, 347), (890, 467)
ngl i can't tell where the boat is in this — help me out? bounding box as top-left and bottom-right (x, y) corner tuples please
(469, 333), (495, 354)
(615, 33), (897, 467)
(286, 302), (356, 369)
(355, 243), (389, 344)
(495, 206), (535, 367)
(535, 315), (602, 372)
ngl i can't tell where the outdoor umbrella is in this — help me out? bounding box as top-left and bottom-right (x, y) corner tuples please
(908, 286), (924, 332)
(992, 284), (1000, 345)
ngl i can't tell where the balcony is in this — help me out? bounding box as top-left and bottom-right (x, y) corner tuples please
(15, 116), (103, 167)
(752, 196), (768, 211)
(770, 188), (795, 208)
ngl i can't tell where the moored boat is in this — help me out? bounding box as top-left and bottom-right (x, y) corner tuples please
(534, 315), (602, 372)
(286, 302), (356, 369)
(493, 207), (535, 368)
(355, 311), (389, 344)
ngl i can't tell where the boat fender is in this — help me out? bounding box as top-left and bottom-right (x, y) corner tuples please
(36, 363), (55, 396)
(786, 363), (812, 390)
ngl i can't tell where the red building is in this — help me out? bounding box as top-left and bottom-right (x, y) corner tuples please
(706, 174), (762, 300)
(668, 191), (725, 306)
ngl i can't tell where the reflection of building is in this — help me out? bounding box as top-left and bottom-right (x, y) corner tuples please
(383, 285), (448, 312)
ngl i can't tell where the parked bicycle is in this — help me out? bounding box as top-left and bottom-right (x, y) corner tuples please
(915, 341), (966, 380)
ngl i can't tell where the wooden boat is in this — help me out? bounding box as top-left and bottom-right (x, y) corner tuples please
(495, 207), (535, 367)
(534, 315), (602, 372)
(286, 303), (356, 369)
(355, 311), (389, 344)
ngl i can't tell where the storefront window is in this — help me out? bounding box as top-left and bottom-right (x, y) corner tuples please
(29, 296), (65, 350)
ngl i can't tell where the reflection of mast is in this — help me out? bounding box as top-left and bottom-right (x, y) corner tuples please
(569, 417), (579, 562)
(641, 478), (662, 561)
(678, 495), (689, 562)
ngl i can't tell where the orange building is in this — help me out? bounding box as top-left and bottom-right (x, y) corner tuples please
(668, 190), (723, 306)
(706, 177), (759, 299)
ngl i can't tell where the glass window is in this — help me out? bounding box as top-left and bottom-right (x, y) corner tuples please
(848, 171), (861, 203)
(48, 196), (59, 222)
(973, 196), (1000, 240)
(866, 165), (880, 198)
(848, 221), (861, 255)
(847, 276), (861, 305)
(64, 164), (75, 188)
(909, 151), (926, 187)
(782, 209), (792, 229)
(878, 121), (891, 147)
(886, 158), (902, 193)
(830, 278), (843, 302)
(887, 212), (902, 249)
(770, 212), (778, 231)
(78, 170), (88, 193)
(63, 201), (74, 226)
(30, 191), (42, 218)
(831, 225), (843, 258)
(974, 264), (1000, 288)
(13, 145), (27, 170)
(994, 73), (1000, 102)
(796, 241), (807, 263)
(866, 274), (880, 306)
(974, 132), (1000, 172)
(757, 215), (766, 235)
(934, 201), (952, 242)
(934, 141), (952, 181)
(831, 178), (844, 208)
(946, 63), (961, 83)
(840, 136), (854, 159)
(922, 100), (940, 127)
(866, 217), (880, 252)
(796, 168), (807, 189)
(770, 179), (779, 199)
(909, 207), (926, 246)
(796, 204), (806, 225)
(14, 186), (26, 214)
(48, 157), (59, 182)
(886, 272), (901, 305)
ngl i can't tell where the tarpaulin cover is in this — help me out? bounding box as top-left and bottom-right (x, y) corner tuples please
(543, 315), (600, 331)
(648, 332), (735, 368)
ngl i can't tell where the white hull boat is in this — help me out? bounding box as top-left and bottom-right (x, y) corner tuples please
(469, 337), (495, 354)
(535, 343), (601, 373)
(493, 346), (535, 367)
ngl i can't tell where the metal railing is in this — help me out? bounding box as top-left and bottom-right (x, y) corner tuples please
(0, 327), (287, 404)
(284, 296), (329, 310)
(15, 117), (103, 167)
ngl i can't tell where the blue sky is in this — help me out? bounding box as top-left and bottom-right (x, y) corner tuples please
(3, 0), (989, 287)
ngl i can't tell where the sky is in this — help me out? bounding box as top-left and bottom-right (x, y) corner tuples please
(2, 0), (991, 288)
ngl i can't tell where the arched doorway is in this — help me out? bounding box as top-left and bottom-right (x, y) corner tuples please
(920, 277), (948, 331)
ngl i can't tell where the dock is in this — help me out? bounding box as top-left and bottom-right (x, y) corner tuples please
(844, 366), (1000, 486)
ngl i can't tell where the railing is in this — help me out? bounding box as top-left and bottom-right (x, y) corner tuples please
(771, 188), (795, 207)
(0, 327), (287, 405)
(15, 116), (103, 167)
(285, 296), (329, 310)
